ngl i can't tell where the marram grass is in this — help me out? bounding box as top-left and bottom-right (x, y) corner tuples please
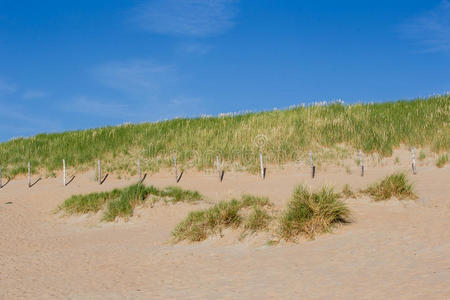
(172, 195), (272, 242)
(363, 172), (417, 201)
(57, 183), (202, 221)
(436, 154), (448, 168)
(1, 96), (449, 177)
(279, 185), (350, 241)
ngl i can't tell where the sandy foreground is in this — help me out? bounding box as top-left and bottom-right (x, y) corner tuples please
(1, 151), (449, 299)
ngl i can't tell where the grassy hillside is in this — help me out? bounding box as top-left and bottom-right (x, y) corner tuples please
(0, 95), (449, 177)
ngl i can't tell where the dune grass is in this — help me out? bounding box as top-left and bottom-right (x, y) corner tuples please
(244, 207), (272, 233)
(172, 195), (272, 242)
(436, 154), (448, 168)
(0, 96), (448, 177)
(419, 150), (426, 161)
(363, 172), (417, 201)
(341, 184), (355, 198)
(159, 186), (203, 204)
(102, 183), (150, 221)
(279, 185), (350, 241)
(58, 189), (122, 215)
(57, 183), (203, 221)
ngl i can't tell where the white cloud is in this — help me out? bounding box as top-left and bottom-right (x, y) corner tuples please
(399, 1), (450, 53)
(131, 0), (238, 37)
(91, 59), (176, 96)
(23, 90), (49, 99)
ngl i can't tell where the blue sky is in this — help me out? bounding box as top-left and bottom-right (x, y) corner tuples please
(1, 0), (449, 142)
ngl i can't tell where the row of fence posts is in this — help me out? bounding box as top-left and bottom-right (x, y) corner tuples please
(0, 148), (420, 189)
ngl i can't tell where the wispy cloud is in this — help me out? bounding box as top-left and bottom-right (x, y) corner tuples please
(399, 1), (450, 53)
(88, 59), (207, 121)
(67, 96), (129, 118)
(0, 101), (60, 139)
(91, 59), (176, 96)
(170, 95), (201, 106)
(0, 78), (17, 95)
(23, 90), (49, 99)
(179, 42), (213, 55)
(131, 0), (239, 37)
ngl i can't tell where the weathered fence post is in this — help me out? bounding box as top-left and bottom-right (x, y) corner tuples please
(137, 159), (141, 180)
(411, 147), (417, 175)
(309, 151), (315, 178)
(259, 153), (265, 179)
(97, 160), (101, 185)
(359, 150), (364, 177)
(174, 155), (178, 181)
(28, 162), (31, 188)
(63, 159), (66, 186)
(216, 156), (221, 180)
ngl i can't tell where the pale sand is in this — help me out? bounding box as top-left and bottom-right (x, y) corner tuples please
(1, 150), (449, 299)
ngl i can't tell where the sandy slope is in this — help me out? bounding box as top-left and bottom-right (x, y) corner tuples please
(0, 151), (449, 299)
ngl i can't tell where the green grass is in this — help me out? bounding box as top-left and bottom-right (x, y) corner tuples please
(57, 183), (203, 221)
(0, 96), (449, 177)
(436, 154), (448, 168)
(159, 186), (203, 204)
(341, 184), (355, 198)
(244, 207), (272, 233)
(240, 194), (271, 207)
(363, 172), (417, 201)
(172, 195), (272, 242)
(58, 189), (121, 214)
(419, 150), (426, 161)
(102, 183), (150, 221)
(279, 185), (350, 241)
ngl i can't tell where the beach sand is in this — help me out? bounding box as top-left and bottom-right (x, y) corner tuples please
(1, 150), (449, 299)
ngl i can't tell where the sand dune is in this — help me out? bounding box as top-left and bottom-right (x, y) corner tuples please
(1, 151), (449, 299)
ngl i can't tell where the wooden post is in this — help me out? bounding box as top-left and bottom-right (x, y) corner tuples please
(63, 159), (66, 186)
(411, 148), (417, 175)
(216, 156), (221, 180)
(309, 151), (315, 178)
(174, 155), (178, 181)
(28, 161), (31, 188)
(137, 159), (141, 180)
(359, 150), (364, 177)
(259, 153), (264, 179)
(97, 160), (101, 185)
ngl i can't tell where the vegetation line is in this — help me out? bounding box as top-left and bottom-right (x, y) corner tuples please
(0, 96), (448, 178)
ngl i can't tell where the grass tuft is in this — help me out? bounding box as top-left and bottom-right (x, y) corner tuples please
(160, 186), (202, 203)
(419, 150), (426, 161)
(436, 154), (448, 168)
(172, 195), (272, 242)
(58, 183), (203, 221)
(240, 194), (271, 208)
(102, 183), (149, 221)
(244, 207), (272, 233)
(172, 200), (242, 242)
(342, 184), (355, 198)
(58, 189), (121, 214)
(279, 185), (350, 241)
(363, 172), (417, 201)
